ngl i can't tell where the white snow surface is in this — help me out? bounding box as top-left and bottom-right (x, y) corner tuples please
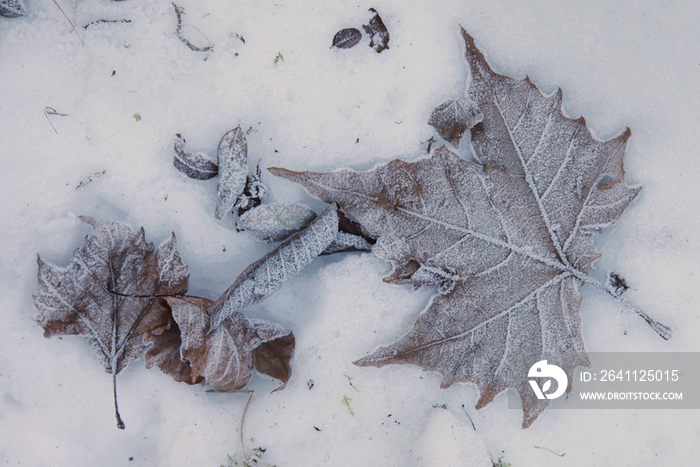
(413, 408), (491, 467)
(1, 0), (699, 466)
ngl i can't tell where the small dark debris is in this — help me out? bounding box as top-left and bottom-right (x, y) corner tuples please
(607, 272), (629, 298)
(128, 457), (133, 462)
(307, 379), (314, 390)
(313, 426), (321, 431)
(332, 28), (362, 49)
(111, 70), (116, 76)
(426, 136), (436, 153)
(76, 170), (107, 190)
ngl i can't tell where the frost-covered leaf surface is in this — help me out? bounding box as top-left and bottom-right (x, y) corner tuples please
(239, 203), (317, 242)
(0, 0), (25, 18)
(33, 217), (189, 428)
(215, 126), (249, 220)
(332, 28), (362, 49)
(173, 134), (218, 180)
(211, 204), (339, 328)
(428, 98), (483, 148)
(167, 296), (294, 390)
(271, 28), (651, 427)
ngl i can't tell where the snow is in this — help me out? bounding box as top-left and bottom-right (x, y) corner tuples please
(1, 0), (699, 466)
(413, 408), (492, 467)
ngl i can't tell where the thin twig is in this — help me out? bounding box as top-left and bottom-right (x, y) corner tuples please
(461, 404), (476, 431)
(205, 390), (274, 467)
(171, 2), (213, 52)
(44, 107), (67, 134)
(534, 445), (565, 457)
(84, 19), (131, 30)
(50, 0), (84, 45)
(575, 271), (672, 340)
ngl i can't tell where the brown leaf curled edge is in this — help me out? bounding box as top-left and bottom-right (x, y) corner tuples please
(270, 28), (671, 427)
(164, 296), (294, 391)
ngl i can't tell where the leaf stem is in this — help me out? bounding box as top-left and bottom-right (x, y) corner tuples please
(573, 270), (672, 340)
(113, 370), (125, 429)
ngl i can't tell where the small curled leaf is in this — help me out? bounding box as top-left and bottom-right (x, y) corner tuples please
(216, 127), (249, 220)
(0, 0), (26, 18)
(332, 28), (362, 49)
(173, 134), (219, 180)
(239, 203), (317, 242)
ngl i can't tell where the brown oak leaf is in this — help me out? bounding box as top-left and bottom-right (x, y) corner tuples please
(269, 28), (671, 427)
(33, 217), (189, 429)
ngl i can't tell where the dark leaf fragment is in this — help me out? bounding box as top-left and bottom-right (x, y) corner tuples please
(143, 299), (197, 384)
(33, 217), (189, 429)
(428, 98), (483, 148)
(0, 0), (25, 18)
(234, 162), (267, 218)
(607, 272), (628, 298)
(332, 28), (362, 49)
(173, 134), (219, 180)
(362, 8), (389, 53)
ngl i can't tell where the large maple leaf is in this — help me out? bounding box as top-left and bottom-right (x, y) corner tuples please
(269, 28), (671, 427)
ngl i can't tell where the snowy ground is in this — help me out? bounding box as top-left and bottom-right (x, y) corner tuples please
(1, 0), (699, 465)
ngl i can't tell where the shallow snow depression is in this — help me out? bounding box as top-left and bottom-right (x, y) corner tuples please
(1, 0), (699, 466)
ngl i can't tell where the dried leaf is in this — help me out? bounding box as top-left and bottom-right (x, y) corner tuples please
(0, 0), (25, 18)
(33, 217), (189, 429)
(332, 28), (362, 49)
(143, 299), (197, 384)
(173, 134), (218, 180)
(166, 296), (294, 390)
(269, 28), (671, 427)
(216, 126), (249, 220)
(362, 8), (389, 53)
(239, 203), (317, 242)
(210, 204), (339, 329)
(428, 98), (484, 148)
